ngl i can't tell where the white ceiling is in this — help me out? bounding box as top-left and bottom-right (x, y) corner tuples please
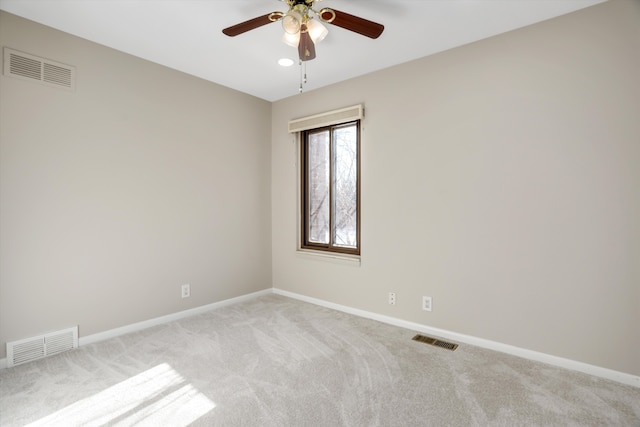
(0, 0), (604, 102)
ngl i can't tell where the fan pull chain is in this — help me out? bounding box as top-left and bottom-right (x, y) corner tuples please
(299, 60), (303, 93)
(299, 60), (308, 93)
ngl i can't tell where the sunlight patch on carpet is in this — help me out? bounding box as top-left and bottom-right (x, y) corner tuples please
(27, 363), (216, 426)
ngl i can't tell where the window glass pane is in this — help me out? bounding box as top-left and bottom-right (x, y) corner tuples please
(332, 124), (357, 248)
(308, 130), (330, 244)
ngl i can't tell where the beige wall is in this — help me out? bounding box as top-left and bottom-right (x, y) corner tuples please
(0, 12), (272, 359)
(272, 0), (640, 376)
(1, 1), (639, 377)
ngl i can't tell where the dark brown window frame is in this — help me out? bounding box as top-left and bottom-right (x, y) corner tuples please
(300, 120), (361, 256)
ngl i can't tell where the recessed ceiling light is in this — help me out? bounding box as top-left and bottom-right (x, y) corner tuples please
(278, 58), (295, 67)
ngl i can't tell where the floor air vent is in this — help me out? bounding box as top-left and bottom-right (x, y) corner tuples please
(6, 326), (78, 367)
(412, 334), (458, 351)
(3, 47), (76, 91)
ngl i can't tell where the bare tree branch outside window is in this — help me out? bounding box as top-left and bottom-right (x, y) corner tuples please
(302, 121), (359, 255)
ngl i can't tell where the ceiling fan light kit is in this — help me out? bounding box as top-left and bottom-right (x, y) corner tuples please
(222, 0), (384, 61)
(306, 18), (329, 43)
(282, 31), (300, 48)
(282, 9), (304, 34)
(281, 17), (327, 47)
(222, 0), (385, 91)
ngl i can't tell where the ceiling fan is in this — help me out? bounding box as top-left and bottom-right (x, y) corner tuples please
(222, 0), (384, 62)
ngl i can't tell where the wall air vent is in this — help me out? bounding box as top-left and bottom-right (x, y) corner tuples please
(3, 47), (75, 91)
(412, 334), (458, 351)
(6, 326), (79, 367)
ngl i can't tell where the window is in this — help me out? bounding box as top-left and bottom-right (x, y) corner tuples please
(301, 121), (360, 255)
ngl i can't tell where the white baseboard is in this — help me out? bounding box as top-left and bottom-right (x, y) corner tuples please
(273, 288), (640, 388)
(79, 289), (272, 347)
(0, 289), (271, 370)
(3, 286), (638, 389)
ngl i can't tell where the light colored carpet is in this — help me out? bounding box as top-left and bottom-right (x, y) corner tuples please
(1, 294), (639, 426)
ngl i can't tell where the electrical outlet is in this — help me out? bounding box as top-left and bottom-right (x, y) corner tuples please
(422, 296), (432, 312)
(388, 292), (396, 305)
(181, 284), (190, 298)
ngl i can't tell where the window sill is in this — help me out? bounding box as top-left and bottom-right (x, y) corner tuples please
(296, 249), (361, 266)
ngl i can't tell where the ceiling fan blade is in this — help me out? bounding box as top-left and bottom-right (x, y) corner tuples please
(298, 25), (316, 61)
(222, 12), (283, 37)
(319, 8), (384, 39)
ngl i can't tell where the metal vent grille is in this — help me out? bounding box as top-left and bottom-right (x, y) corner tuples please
(412, 334), (458, 351)
(9, 52), (41, 80)
(6, 326), (78, 367)
(3, 47), (76, 90)
(43, 62), (73, 87)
